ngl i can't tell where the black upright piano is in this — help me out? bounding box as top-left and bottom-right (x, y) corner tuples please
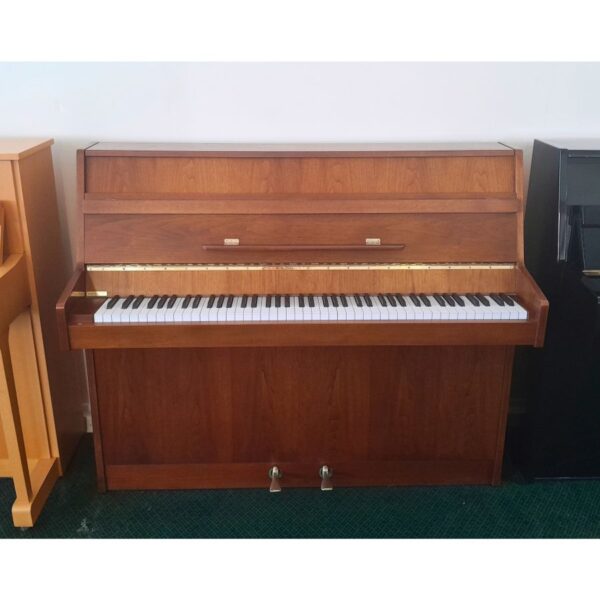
(522, 139), (600, 479)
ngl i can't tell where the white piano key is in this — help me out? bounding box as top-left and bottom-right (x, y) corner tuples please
(191, 297), (206, 322)
(285, 297), (295, 321)
(214, 297), (228, 322)
(276, 296), (287, 322)
(246, 296), (256, 321)
(174, 297), (189, 322)
(165, 297), (183, 323)
(110, 298), (128, 323)
(362, 296), (377, 320)
(377, 296), (393, 320)
(349, 296), (365, 320)
(325, 296), (338, 321)
(129, 297), (148, 323)
(228, 296), (241, 322)
(292, 296), (303, 322)
(94, 298), (111, 323)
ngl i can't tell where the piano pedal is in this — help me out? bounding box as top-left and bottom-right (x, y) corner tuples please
(319, 465), (333, 491)
(268, 466), (282, 493)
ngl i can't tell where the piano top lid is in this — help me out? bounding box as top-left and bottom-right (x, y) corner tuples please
(0, 138), (53, 160)
(85, 141), (516, 158)
(538, 139), (600, 152)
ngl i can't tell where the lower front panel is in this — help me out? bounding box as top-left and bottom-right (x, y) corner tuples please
(91, 345), (513, 490)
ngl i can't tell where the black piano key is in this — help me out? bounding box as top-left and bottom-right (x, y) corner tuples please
(107, 295), (120, 309)
(251, 295), (258, 308)
(451, 293), (465, 307)
(418, 294), (431, 307)
(275, 295), (281, 308)
(340, 295), (348, 308)
(377, 294), (388, 307)
(298, 295), (305, 308)
(442, 294), (456, 307)
(207, 295), (216, 308)
(363, 295), (373, 307)
(192, 295), (202, 309)
(167, 295), (177, 309)
(157, 295), (168, 309)
(490, 293), (505, 306)
(241, 295), (248, 308)
(393, 294), (406, 307)
(266, 295), (272, 308)
(182, 295), (192, 309)
(284, 295), (291, 308)
(410, 293), (421, 307)
(330, 295), (339, 307)
(308, 295), (315, 308)
(386, 294), (397, 307)
(133, 295), (145, 309)
(354, 294), (363, 307)
(217, 295), (225, 308)
(433, 294), (446, 307)
(466, 293), (480, 307)
(500, 293), (515, 306)
(322, 295), (329, 307)
(476, 293), (490, 307)
(147, 295), (159, 309)
(122, 295), (135, 309)
(226, 296), (234, 308)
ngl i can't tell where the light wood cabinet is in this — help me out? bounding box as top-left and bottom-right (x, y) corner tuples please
(0, 139), (86, 527)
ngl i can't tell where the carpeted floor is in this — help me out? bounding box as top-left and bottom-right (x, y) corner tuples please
(1, 435), (599, 538)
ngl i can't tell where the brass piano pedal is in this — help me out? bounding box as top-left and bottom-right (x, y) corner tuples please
(319, 465), (333, 491)
(269, 466), (282, 493)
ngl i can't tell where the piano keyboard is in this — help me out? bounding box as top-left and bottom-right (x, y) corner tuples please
(94, 293), (528, 323)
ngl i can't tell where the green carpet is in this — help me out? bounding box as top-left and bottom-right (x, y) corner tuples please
(1, 435), (599, 538)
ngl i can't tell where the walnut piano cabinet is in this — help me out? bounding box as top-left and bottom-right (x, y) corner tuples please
(58, 142), (548, 492)
(0, 139), (87, 526)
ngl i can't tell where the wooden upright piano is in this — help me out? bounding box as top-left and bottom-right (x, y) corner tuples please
(57, 142), (548, 492)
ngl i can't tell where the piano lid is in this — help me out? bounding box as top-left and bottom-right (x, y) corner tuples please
(85, 141), (515, 158)
(540, 139), (600, 154)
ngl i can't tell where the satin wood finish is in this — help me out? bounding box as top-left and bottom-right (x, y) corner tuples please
(59, 142), (548, 491)
(0, 140), (86, 526)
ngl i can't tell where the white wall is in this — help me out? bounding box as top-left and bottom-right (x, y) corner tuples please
(1, 61), (600, 263)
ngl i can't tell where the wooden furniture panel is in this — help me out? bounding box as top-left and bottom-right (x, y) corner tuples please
(13, 148), (87, 466)
(85, 155), (516, 195)
(67, 320), (541, 351)
(0, 161), (23, 257)
(84, 212), (517, 264)
(0, 140), (86, 527)
(94, 345), (511, 488)
(85, 265), (517, 296)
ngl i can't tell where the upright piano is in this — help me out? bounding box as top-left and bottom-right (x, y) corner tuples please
(57, 142), (548, 492)
(520, 139), (600, 479)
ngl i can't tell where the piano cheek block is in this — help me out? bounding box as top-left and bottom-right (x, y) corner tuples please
(58, 142), (547, 491)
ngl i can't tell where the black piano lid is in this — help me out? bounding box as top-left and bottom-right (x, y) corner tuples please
(540, 139), (600, 155)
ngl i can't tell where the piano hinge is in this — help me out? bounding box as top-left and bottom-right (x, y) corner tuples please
(70, 290), (108, 298)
